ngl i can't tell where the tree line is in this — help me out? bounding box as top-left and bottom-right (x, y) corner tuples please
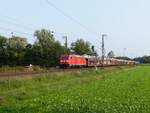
(0, 28), (149, 67)
(0, 29), (95, 67)
(134, 56), (150, 64)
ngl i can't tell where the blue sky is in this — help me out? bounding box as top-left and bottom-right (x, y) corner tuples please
(0, 0), (150, 57)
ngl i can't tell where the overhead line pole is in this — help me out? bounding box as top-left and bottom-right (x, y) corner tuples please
(11, 32), (14, 38)
(63, 36), (68, 48)
(101, 34), (107, 67)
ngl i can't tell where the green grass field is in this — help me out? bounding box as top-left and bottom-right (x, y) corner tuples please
(0, 65), (150, 113)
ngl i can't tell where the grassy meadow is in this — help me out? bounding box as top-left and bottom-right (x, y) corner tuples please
(0, 65), (150, 113)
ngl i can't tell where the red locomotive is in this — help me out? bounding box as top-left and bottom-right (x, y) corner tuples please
(60, 55), (87, 67)
(60, 54), (138, 68)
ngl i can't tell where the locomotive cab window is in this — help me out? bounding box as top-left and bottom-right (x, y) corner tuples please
(61, 57), (68, 60)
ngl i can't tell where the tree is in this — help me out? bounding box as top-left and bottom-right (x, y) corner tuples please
(34, 29), (55, 48)
(0, 35), (7, 48)
(0, 35), (8, 66)
(23, 44), (34, 65)
(115, 56), (131, 60)
(134, 56), (150, 63)
(71, 39), (91, 55)
(107, 50), (115, 58)
(6, 36), (28, 65)
(33, 29), (54, 66)
(33, 29), (68, 67)
(50, 41), (68, 66)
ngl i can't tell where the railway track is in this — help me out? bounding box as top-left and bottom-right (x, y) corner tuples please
(0, 67), (95, 78)
(0, 65), (136, 79)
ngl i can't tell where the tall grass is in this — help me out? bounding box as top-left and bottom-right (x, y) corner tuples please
(0, 66), (150, 113)
(0, 65), (47, 73)
(0, 66), (25, 73)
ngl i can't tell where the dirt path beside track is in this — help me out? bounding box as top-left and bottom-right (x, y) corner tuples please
(0, 68), (94, 79)
(0, 66), (136, 80)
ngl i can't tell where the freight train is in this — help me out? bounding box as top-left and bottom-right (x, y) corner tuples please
(60, 54), (138, 67)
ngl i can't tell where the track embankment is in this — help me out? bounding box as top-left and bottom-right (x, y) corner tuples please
(0, 66), (136, 79)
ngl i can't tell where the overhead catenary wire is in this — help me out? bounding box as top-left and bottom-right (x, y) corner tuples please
(0, 13), (68, 38)
(45, 0), (100, 37)
(0, 19), (35, 31)
(0, 27), (33, 36)
(45, 0), (102, 50)
(0, 12), (41, 31)
(0, 13), (37, 41)
(0, 1), (101, 48)
(0, 14), (72, 41)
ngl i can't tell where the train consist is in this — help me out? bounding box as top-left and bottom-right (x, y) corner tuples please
(60, 54), (138, 67)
